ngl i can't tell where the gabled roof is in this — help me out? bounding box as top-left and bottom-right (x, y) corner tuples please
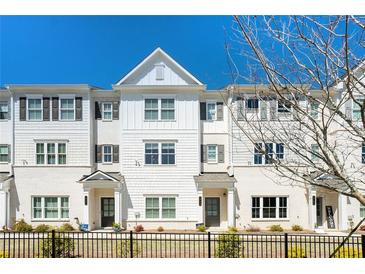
(79, 170), (123, 182)
(115, 47), (203, 86)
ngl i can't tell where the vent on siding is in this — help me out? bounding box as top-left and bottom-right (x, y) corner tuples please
(155, 64), (165, 80)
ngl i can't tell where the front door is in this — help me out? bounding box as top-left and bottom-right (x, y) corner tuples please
(101, 197), (115, 227)
(316, 197), (323, 228)
(205, 197), (220, 227)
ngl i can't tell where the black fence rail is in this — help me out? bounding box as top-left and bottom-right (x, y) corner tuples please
(1, 231), (364, 258)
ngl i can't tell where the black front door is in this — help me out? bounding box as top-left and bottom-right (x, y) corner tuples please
(101, 198), (115, 227)
(205, 197), (220, 227)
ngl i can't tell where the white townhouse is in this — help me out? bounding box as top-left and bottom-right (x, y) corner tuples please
(0, 48), (364, 231)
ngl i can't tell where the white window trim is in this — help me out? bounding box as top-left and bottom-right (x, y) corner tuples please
(27, 96), (43, 121)
(31, 196), (70, 221)
(102, 102), (113, 121)
(0, 144), (9, 163)
(144, 96), (176, 122)
(144, 142), (176, 166)
(59, 96), (76, 121)
(0, 101), (9, 121)
(251, 196), (289, 221)
(102, 144), (113, 164)
(35, 142), (67, 166)
(207, 144), (218, 164)
(206, 100), (217, 121)
(145, 196), (177, 220)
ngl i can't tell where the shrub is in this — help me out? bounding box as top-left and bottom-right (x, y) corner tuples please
(13, 219), (33, 232)
(34, 224), (51, 233)
(57, 223), (75, 232)
(228, 226), (238, 233)
(269, 225), (284, 232)
(0, 250), (8, 258)
(197, 225), (206, 232)
(157, 226), (164, 232)
(116, 240), (140, 257)
(215, 233), (243, 258)
(39, 235), (74, 258)
(333, 247), (363, 258)
(134, 224), (144, 233)
(112, 222), (122, 232)
(288, 246), (307, 258)
(291, 225), (303, 232)
(245, 225), (260, 232)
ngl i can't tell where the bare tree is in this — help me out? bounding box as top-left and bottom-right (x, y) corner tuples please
(224, 15), (365, 210)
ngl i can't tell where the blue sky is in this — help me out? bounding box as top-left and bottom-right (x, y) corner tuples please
(0, 16), (234, 89)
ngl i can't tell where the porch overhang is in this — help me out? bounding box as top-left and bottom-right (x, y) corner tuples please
(77, 170), (124, 190)
(194, 172), (236, 190)
(0, 173), (13, 192)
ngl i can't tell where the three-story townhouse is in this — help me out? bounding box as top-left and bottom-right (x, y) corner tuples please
(1, 48), (364, 232)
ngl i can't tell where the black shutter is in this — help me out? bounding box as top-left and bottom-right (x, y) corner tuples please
(7, 144), (11, 163)
(201, 145), (207, 163)
(95, 102), (102, 120)
(218, 145), (224, 163)
(75, 97), (83, 121)
(113, 145), (119, 163)
(43, 97), (50, 121)
(216, 102), (223, 121)
(52, 97), (59, 121)
(95, 145), (102, 163)
(19, 97), (26, 121)
(113, 101), (119, 120)
(200, 102), (206, 120)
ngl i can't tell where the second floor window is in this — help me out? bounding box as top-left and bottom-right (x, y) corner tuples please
(353, 98), (364, 121)
(277, 100), (291, 113)
(145, 143), (159, 165)
(310, 102), (319, 119)
(103, 145), (113, 163)
(207, 145), (217, 163)
(145, 142), (175, 165)
(28, 98), (42, 121)
(254, 143), (284, 165)
(311, 144), (320, 162)
(246, 98), (259, 111)
(36, 142), (67, 165)
(0, 145), (9, 163)
(0, 102), (8, 120)
(60, 98), (75, 120)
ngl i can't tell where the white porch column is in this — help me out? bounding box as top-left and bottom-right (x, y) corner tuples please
(114, 187), (122, 225)
(338, 194), (348, 230)
(197, 189), (204, 224)
(227, 188), (235, 227)
(0, 190), (8, 228)
(82, 188), (90, 229)
(308, 188), (317, 230)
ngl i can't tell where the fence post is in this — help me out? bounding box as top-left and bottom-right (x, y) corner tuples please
(284, 233), (288, 258)
(208, 232), (211, 258)
(130, 231), (133, 258)
(362, 234), (365, 258)
(51, 230), (56, 258)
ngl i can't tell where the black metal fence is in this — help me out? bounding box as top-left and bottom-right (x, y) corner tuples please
(1, 231), (365, 258)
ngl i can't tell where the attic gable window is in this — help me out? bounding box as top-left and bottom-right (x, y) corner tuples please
(155, 64), (165, 80)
